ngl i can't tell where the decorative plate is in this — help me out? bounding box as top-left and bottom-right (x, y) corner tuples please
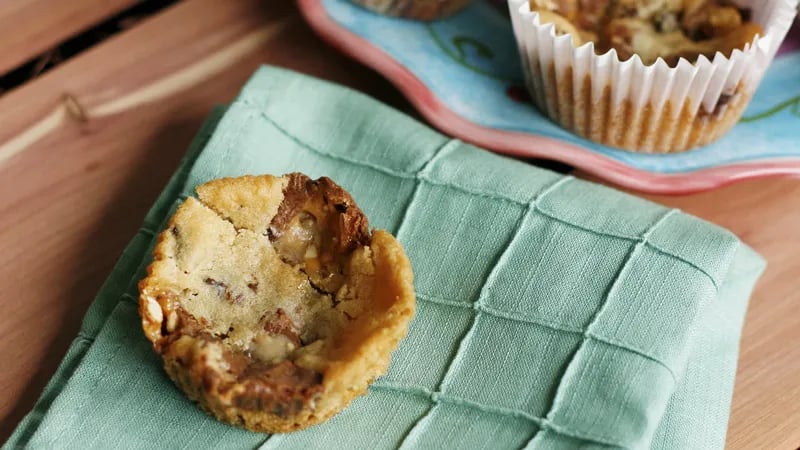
(298, 0), (800, 194)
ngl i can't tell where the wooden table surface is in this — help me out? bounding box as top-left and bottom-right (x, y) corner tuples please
(0, 1), (798, 448)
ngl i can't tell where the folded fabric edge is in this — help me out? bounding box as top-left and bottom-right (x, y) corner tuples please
(2, 107), (227, 450)
(644, 240), (766, 448)
(719, 242), (767, 424)
(732, 243), (767, 281)
(650, 241), (766, 450)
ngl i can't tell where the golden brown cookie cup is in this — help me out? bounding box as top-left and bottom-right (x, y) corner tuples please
(139, 174), (415, 433)
(508, 0), (797, 153)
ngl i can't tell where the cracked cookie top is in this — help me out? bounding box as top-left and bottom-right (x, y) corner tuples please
(138, 173), (415, 432)
(529, 0), (762, 65)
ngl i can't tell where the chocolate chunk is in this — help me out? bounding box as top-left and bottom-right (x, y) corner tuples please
(268, 173), (370, 251)
(700, 90), (736, 117)
(203, 277), (245, 305)
(263, 308), (301, 347)
(268, 173), (370, 293)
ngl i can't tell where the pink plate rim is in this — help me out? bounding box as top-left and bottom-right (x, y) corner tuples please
(297, 0), (800, 195)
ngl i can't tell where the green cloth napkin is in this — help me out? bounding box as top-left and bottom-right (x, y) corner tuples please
(6, 66), (765, 450)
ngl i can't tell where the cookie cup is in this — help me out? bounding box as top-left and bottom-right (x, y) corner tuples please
(138, 175), (416, 433)
(508, 0), (797, 153)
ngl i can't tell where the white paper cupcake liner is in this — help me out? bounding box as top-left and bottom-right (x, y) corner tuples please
(508, 0), (798, 153)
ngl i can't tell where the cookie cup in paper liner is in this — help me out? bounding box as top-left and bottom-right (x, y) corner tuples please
(508, 0), (798, 153)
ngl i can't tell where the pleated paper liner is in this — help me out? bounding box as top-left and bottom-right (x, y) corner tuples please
(508, 0), (798, 153)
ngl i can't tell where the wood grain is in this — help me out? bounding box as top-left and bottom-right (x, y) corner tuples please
(0, 0), (796, 447)
(0, 0), (140, 76)
(577, 171), (800, 450)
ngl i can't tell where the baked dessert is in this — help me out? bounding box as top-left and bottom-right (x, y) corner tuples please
(351, 0), (471, 20)
(528, 0), (762, 65)
(509, 0), (796, 152)
(138, 174), (415, 433)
